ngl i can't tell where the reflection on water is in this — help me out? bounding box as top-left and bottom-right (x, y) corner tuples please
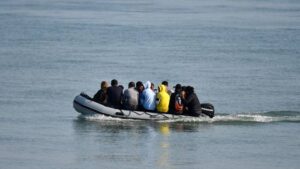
(73, 117), (150, 134)
(158, 123), (170, 169)
(159, 123), (170, 136)
(73, 116), (212, 134)
(72, 117), (214, 169)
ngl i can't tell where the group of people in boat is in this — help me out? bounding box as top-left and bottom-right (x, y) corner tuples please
(93, 79), (203, 117)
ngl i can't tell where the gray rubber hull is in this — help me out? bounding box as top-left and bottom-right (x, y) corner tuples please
(73, 95), (212, 120)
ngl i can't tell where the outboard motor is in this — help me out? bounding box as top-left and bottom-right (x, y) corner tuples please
(200, 103), (215, 118)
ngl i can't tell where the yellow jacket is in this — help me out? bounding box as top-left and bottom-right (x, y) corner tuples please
(156, 85), (170, 113)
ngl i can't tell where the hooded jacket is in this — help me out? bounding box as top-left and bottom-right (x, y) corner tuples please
(141, 81), (156, 111)
(107, 85), (123, 109)
(156, 84), (170, 113)
(182, 93), (202, 116)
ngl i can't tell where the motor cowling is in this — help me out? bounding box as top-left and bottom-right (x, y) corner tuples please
(200, 103), (214, 118)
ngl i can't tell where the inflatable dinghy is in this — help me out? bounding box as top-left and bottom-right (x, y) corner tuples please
(73, 93), (214, 120)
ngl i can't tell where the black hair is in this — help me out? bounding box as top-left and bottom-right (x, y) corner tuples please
(128, 81), (135, 88)
(111, 79), (118, 86)
(175, 84), (182, 93)
(136, 81), (143, 88)
(186, 86), (194, 94)
(162, 81), (168, 86)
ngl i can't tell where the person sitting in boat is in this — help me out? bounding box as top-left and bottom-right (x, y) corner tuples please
(181, 86), (202, 117)
(93, 81), (109, 104)
(135, 81), (144, 110)
(140, 81), (156, 111)
(162, 81), (173, 95)
(169, 84), (184, 114)
(106, 79), (123, 109)
(156, 84), (170, 113)
(123, 81), (139, 110)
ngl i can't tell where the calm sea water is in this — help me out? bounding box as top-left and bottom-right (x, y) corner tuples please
(0, 0), (300, 168)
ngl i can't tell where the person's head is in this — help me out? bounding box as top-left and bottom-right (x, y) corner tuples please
(111, 79), (118, 86)
(181, 86), (186, 98)
(162, 81), (168, 87)
(136, 81), (144, 92)
(100, 81), (109, 90)
(128, 81), (135, 88)
(151, 83), (155, 91)
(119, 85), (124, 90)
(186, 86), (194, 95)
(174, 84), (182, 93)
(144, 81), (151, 89)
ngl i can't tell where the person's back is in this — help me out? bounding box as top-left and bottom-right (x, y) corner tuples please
(123, 82), (139, 110)
(181, 86), (202, 116)
(93, 81), (109, 104)
(107, 79), (123, 109)
(156, 84), (170, 113)
(141, 81), (156, 111)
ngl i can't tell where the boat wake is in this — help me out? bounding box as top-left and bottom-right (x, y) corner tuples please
(200, 111), (299, 123)
(78, 111), (300, 124)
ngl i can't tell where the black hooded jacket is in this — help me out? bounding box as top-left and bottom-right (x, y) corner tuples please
(182, 93), (202, 116)
(107, 86), (123, 109)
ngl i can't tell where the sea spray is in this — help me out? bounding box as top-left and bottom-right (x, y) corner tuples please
(79, 111), (300, 123)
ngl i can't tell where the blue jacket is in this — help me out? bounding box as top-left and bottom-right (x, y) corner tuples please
(141, 81), (156, 111)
